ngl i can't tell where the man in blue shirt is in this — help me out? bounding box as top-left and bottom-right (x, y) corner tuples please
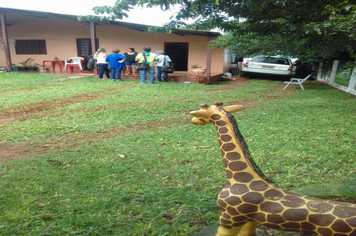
(106, 49), (126, 81)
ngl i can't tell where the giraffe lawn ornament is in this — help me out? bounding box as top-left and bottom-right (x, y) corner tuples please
(190, 102), (356, 236)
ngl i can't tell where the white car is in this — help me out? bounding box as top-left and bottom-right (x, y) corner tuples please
(241, 56), (297, 77)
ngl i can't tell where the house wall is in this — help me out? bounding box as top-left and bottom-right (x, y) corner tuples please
(0, 11), (224, 74)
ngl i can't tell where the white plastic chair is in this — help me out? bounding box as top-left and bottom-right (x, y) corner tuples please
(283, 74), (312, 90)
(65, 57), (84, 72)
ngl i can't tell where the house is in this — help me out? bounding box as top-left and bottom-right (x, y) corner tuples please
(0, 7), (227, 83)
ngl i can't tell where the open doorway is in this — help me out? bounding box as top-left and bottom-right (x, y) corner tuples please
(164, 43), (188, 71)
(76, 38), (99, 70)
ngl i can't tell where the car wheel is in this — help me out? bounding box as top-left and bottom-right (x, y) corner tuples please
(240, 71), (247, 77)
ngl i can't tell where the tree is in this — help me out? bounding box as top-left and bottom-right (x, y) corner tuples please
(82, 0), (356, 62)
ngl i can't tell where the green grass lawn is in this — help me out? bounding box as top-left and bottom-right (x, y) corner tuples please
(0, 73), (355, 235)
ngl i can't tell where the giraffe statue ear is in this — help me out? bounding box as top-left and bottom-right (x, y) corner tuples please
(222, 105), (244, 114)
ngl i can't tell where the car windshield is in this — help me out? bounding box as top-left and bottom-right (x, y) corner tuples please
(251, 57), (289, 65)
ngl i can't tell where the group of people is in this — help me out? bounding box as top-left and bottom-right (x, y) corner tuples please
(93, 46), (172, 84)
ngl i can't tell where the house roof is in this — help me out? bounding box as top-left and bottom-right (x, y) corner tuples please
(0, 7), (221, 37)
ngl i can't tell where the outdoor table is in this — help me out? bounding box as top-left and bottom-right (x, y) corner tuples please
(42, 60), (65, 73)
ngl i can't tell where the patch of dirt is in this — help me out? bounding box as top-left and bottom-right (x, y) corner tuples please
(0, 116), (190, 163)
(210, 75), (249, 91)
(0, 84), (135, 125)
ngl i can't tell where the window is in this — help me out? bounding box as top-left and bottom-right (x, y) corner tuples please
(15, 40), (47, 54)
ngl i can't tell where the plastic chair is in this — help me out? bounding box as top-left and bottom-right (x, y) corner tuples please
(65, 57), (84, 72)
(283, 74), (312, 90)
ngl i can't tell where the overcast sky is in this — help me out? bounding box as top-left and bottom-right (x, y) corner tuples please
(1, 0), (177, 26)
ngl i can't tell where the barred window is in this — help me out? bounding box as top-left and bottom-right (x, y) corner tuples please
(15, 39), (47, 55)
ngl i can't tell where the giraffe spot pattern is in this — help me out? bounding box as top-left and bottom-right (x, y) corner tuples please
(283, 209), (308, 221)
(222, 213), (231, 219)
(248, 213), (266, 222)
(216, 120), (226, 126)
(260, 201), (284, 214)
(281, 222), (301, 229)
(249, 181), (269, 191)
(333, 206), (356, 218)
(237, 204), (258, 214)
(219, 190), (230, 198)
(309, 214), (335, 226)
(229, 161), (247, 171)
(225, 169), (233, 179)
(318, 228), (333, 235)
(242, 192), (264, 204)
(211, 114), (221, 121)
(307, 201), (334, 213)
(225, 152), (241, 161)
(233, 172), (253, 183)
(219, 127), (228, 134)
(347, 217), (356, 227)
(222, 143), (236, 152)
(267, 214), (286, 224)
(220, 134), (232, 142)
(331, 219), (352, 232)
(229, 183), (249, 195)
(264, 189), (285, 200)
(227, 206), (239, 215)
(224, 181), (232, 188)
(198, 118), (206, 123)
(225, 196), (242, 206)
(281, 195), (306, 208)
(220, 218), (232, 225)
(218, 200), (226, 209)
(232, 216), (247, 222)
(301, 221), (316, 231)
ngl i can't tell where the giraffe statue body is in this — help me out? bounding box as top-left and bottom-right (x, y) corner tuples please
(190, 102), (356, 236)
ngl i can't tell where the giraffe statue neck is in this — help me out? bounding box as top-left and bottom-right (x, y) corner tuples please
(213, 107), (273, 185)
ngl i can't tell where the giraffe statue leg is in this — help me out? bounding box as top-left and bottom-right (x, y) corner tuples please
(216, 225), (240, 236)
(238, 222), (257, 236)
(216, 222), (256, 236)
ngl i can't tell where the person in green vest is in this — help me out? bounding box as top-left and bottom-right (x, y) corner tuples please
(135, 47), (158, 84)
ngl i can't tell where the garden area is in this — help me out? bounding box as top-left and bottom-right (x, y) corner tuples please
(0, 73), (355, 235)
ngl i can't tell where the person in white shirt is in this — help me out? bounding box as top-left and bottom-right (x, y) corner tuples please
(94, 48), (110, 79)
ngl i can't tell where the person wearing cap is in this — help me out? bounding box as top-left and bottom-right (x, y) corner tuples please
(135, 46), (158, 84)
(106, 49), (126, 81)
(155, 50), (172, 82)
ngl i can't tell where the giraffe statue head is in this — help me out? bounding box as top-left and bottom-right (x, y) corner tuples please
(190, 102), (356, 236)
(190, 102), (244, 126)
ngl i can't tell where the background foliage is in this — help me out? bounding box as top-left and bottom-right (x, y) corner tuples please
(81, 0), (356, 62)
